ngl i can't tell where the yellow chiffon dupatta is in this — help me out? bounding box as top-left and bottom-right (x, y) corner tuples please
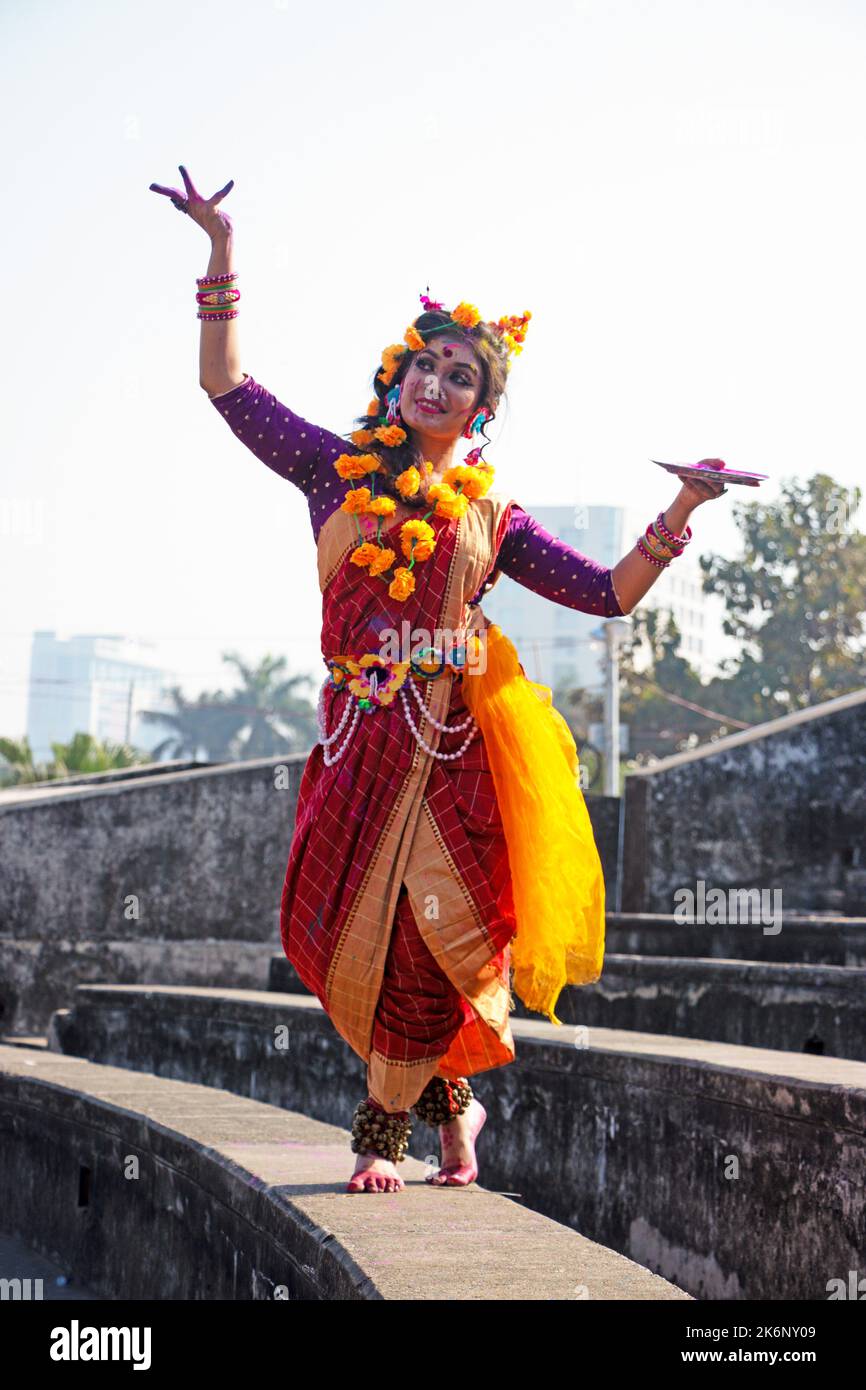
(461, 622), (606, 1024)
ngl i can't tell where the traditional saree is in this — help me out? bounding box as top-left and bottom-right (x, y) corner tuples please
(279, 486), (607, 1114)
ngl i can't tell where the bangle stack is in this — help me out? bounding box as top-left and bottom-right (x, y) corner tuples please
(196, 270), (240, 321)
(637, 511), (692, 569)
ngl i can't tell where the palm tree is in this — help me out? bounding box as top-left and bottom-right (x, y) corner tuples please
(0, 733), (150, 787)
(48, 732), (150, 778)
(218, 651), (319, 757)
(0, 735), (50, 787)
(138, 653), (319, 762)
(138, 685), (240, 761)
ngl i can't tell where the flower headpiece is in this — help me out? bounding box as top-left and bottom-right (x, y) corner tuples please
(391, 290), (532, 381)
(330, 291), (531, 603)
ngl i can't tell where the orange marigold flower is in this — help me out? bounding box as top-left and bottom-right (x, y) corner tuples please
(451, 301), (481, 329)
(433, 491), (470, 520)
(388, 566), (416, 601)
(423, 460), (434, 474)
(442, 463), (492, 499)
(399, 518), (436, 542)
(334, 451), (382, 479)
(401, 530), (436, 562)
(373, 424), (407, 448)
(349, 543), (380, 568)
(366, 397), (380, 416)
(350, 428), (376, 447)
(427, 482), (456, 504)
(461, 468), (493, 499)
(404, 325), (426, 351)
(341, 487), (372, 514)
(367, 495), (396, 516)
(334, 453), (368, 480)
(369, 547), (396, 576)
(396, 466), (421, 497)
(381, 344), (406, 371)
(377, 365), (397, 387)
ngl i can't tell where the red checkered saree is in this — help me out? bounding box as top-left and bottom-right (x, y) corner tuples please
(279, 488), (518, 1113)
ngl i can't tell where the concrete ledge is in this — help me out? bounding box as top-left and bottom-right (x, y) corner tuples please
(47, 985), (866, 1300)
(510, 955), (866, 1061)
(0, 937), (278, 1036)
(605, 913), (866, 966)
(268, 945), (866, 1059)
(0, 1044), (688, 1301)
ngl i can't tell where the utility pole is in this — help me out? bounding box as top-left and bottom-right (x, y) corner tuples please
(125, 678), (135, 745)
(590, 617), (632, 795)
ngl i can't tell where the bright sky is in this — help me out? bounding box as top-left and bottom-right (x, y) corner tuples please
(2, 0), (864, 739)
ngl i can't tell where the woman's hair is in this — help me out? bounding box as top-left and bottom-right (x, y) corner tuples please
(344, 310), (510, 511)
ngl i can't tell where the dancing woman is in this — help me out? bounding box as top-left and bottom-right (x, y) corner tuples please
(150, 166), (726, 1195)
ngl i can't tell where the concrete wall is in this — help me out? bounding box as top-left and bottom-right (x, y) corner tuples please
(619, 688), (866, 916)
(49, 986), (866, 1302)
(0, 754), (618, 1036)
(0, 1042), (690, 1302)
(0, 756), (305, 1034)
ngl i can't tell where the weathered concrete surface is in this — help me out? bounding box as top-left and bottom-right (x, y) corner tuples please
(0, 1043), (689, 1301)
(605, 912), (866, 966)
(47, 985), (866, 1301)
(511, 956), (866, 1061)
(0, 756), (617, 1035)
(0, 938), (278, 1038)
(269, 938), (866, 1058)
(0, 755), (306, 944)
(620, 687), (866, 916)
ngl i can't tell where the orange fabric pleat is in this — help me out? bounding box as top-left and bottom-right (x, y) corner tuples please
(461, 622), (606, 1025)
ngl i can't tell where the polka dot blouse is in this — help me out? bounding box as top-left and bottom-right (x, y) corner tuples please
(209, 373), (624, 619)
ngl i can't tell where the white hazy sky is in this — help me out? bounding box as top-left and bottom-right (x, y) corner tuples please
(2, 0), (865, 738)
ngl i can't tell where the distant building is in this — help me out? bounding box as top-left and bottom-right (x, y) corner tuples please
(482, 504), (715, 693)
(26, 631), (175, 762)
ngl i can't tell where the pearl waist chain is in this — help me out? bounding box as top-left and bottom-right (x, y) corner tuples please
(317, 646), (478, 765)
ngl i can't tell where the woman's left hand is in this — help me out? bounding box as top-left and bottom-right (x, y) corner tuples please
(678, 459), (728, 507)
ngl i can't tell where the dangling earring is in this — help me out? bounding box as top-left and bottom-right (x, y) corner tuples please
(462, 406), (492, 440)
(386, 385), (403, 424)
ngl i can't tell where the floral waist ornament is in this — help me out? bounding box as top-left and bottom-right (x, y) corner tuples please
(331, 291), (531, 602)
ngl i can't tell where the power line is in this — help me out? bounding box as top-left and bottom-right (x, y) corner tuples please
(625, 669), (752, 728)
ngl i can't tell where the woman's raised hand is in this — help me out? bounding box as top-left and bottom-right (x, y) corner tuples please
(679, 459), (728, 506)
(149, 164), (235, 240)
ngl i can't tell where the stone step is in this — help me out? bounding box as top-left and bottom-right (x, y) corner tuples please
(511, 955), (866, 1061)
(45, 984), (866, 1300)
(268, 951), (866, 1060)
(0, 1043), (688, 1301)
(605, 912), (866, 965)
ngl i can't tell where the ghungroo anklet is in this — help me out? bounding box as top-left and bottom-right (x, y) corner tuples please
(411, 1075), (473, 1126)
(350, 1096), (413, 1163)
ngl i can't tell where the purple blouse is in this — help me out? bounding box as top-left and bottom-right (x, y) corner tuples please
(209, 373), (624, 618)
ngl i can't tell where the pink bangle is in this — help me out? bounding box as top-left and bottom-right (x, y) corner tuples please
(196, 288), (241, 306)
(197, 271), (239, 287)
(637, 536), (670, 568)
(196, 309), (239, 321)
(655, 511), (691, 548)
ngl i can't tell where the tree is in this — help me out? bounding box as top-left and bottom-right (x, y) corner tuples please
(138, 685), (242, 761)
(48, 732), (149, 778)
(0, 733), (149, 787)
(138, 651), (319, 762)
(217, 650), (319, 758)
(593, 473), (866, 766)
(0, 735), (50, 787)
(698, 473), (866, 713)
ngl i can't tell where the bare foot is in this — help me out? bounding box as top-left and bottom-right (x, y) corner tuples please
(426, 1097), (487, 1186)
(346, 1153), (405, 1193)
